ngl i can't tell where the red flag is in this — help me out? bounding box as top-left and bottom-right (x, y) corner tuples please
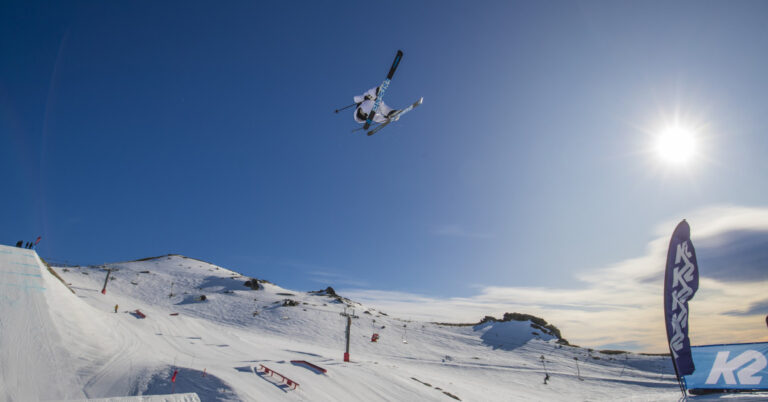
(171, 369), (178, 383)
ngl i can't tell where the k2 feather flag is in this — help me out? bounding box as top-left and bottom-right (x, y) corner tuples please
(664, 219), (699, 376)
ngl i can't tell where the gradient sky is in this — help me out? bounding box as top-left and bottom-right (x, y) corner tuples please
(3, 1), (768, 351)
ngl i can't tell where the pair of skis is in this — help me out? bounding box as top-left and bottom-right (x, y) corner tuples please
(365, 97), (422, 136)
(358, 50), (422, 136)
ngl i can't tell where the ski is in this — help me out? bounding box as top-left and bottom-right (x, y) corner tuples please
(363, 50), (403, 130)
(367, 97), (422, 136)
(351, 122), (380, 133)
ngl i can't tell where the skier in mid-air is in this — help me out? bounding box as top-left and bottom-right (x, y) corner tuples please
(337, 50), (422, 136)
(353, 86), (399, 124)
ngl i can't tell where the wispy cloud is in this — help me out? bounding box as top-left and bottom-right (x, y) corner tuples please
(279, 260), (370, 288)
(342, 205), (768, 352)
(66, 216), (82, 224)
(431, 224), (493, 239)
(724, 298), (768, 317)
(305, 271), (369, 288)
(694, 230), (768, 282)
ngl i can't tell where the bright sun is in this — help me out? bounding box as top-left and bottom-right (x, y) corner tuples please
(655, 125), (697, 165)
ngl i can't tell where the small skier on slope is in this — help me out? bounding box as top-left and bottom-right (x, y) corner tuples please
(353, 87), (399, 124)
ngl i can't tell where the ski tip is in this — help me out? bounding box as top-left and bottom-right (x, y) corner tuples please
(418, 97), (423, 104)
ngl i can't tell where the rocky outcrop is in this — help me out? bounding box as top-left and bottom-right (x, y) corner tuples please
(243, 277), (268, 290)
(435, 312), (569, 345)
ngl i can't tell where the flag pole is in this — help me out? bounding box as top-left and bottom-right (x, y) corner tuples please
(665, 324), (687, 396)
(664, 249), (686, 397)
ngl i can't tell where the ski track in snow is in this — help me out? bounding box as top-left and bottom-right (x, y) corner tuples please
(5, 245), (758, 401)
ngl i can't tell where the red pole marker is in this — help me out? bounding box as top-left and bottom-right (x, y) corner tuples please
(171, 369), (178, 383)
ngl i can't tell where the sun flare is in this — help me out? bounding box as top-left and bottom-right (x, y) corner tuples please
(655, 125), (697, 165)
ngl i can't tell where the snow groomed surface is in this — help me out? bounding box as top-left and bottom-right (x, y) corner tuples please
(50, 254), (687, 400)
(57, 394), (201, 402)
(2, 247), (691, 400)
(0, 245), (202, 402)
(0, 244), (85, 401)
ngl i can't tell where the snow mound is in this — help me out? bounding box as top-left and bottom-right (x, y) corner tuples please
(474, 319), (557, 350)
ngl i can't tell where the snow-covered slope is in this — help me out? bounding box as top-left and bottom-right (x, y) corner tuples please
(0, 245), (85, 401)
(3, 249), (686, 401)
(0, 245), (200, 402)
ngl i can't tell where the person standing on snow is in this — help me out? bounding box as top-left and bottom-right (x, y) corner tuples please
(353, 87), (399, 124)
(114, 304), (118, 313)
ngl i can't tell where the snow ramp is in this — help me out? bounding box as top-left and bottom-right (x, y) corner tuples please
(0, 244), (85, 401)
(56, 393), (201, 402)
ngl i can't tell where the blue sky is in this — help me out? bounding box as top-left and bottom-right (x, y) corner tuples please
(3, 1), (768, 350)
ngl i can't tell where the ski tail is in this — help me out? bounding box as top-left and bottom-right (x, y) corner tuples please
(366, 97), (422, 136)
(387, 50), (403, 79)
(364, 50), (404, 130)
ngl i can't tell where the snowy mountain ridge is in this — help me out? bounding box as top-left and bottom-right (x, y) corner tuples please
(54, 254), (569, 344)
